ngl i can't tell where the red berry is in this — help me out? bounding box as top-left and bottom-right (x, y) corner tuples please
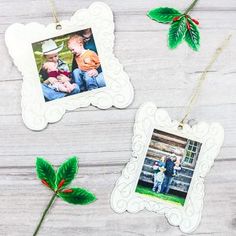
(63, 189), (73, 193)
(58, 179), (65, 189)
(192, 18), (199, 25)
(173, 16), (180, 22)
(41, 179), (49, 188)
(186, 20), (191, 30)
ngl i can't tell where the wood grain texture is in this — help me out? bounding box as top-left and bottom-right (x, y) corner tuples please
(0, 0), (236, 235)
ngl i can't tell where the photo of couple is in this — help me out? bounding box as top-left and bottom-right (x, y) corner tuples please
(135, 129), (202, 206)
(32, 28), (106, 102)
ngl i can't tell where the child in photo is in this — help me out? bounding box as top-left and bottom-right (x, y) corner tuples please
(152, 161), (159, 172)
(68, 35), (101, 90)
(173, 158), (182, 176)
(39, 39), (80, 100)
(157, 156), (165, 167)
(152, 161), (159, 192)
(43, 61), (77, 93)
(152, 166), (166, 193)
(71, 28), (100, 78)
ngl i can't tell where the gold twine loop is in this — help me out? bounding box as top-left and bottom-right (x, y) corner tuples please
(179, 34), (232, 128)
(49, 0), (62, 30)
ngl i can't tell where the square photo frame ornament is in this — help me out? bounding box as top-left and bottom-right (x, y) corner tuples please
(5, 2), (134, 131)
(111, 102), (224, 233)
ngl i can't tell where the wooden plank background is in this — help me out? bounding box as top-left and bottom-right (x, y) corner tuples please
(0, 0), (236, 235)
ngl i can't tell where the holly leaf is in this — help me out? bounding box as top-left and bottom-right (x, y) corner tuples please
(56, 156), (78, 190)
(36, 157), (56, 190)
(185, 18), (200, 51)
(168, 17), (187, 49)
(58, 188), (96, 205)
(147, 7), (182, 23)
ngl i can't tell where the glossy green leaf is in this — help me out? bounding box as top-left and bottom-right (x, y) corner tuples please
(185, 18), (200, 51)
(36, 157), (56, 190)
(58, 188), (97, 205)
(147, 7), (182, 23)
(168, 17), (187, 49)
(56, 156), (78, 190)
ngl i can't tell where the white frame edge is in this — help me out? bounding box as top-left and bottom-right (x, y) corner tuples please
(5, 2), (134, 130)
(111, 102), (224, 233)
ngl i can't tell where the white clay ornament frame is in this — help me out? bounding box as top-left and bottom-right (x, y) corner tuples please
(5, 2), (134, 131)
(111, 102), (224, 233)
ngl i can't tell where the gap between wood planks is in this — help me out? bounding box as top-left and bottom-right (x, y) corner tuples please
(0, 103), (236, 117)
(0, 158), (235, 170)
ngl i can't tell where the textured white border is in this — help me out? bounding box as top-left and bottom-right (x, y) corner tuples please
(5, 2), (134, 130)
(111, 102), (224, 233)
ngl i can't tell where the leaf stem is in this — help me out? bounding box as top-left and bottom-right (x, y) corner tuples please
(33, 193), (57, 236)
(184, 0), (199, 15)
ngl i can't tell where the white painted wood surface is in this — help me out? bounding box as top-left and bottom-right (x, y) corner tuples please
(0, 0), (235, 235)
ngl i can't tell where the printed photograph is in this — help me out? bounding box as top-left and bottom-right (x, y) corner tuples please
(135, 129), (202, 206)
(32, 28), (106, 102)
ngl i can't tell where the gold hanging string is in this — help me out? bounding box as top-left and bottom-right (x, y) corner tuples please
(49, 0), (62, 29)
(179, 34), (232, 128)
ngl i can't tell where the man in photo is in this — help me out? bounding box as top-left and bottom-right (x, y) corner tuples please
(161, 155), (176, 194)
(80, 28), (98, 53)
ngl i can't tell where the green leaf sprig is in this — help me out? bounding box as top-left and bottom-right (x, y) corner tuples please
(33, 156), (96, 236)
(147, 0), (200, 51)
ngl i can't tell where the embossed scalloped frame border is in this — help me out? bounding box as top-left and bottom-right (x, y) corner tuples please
(5, 2), (134, 130)
(111, 102), (224, 233)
